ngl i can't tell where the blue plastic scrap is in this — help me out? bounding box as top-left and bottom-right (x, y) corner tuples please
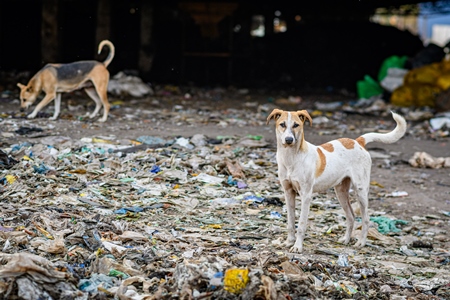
(270, 211), (282, 219)
(114, 206), (144, 214)
(150, 165), (161, 173)
(243, 195), (265, 203)
(33, 163), (50, 174)
(227, 175), (237, 186)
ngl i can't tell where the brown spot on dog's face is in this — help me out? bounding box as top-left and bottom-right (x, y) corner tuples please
(266, 108), (284, 124)
(296, 110), (313, 126)
(321, 143), (334, 152)
(315, 148), (326, 177)
(338, 138), (355, 149)
(356, 137), (366, 148)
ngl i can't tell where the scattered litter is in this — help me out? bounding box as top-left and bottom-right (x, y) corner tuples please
(15, 126), (44, 135)
(0, 253), (84, 299)
(370, 216), (408, 234)
(399, 245), (417, 256)
(411, 240), (433, 249)
(387, 191), (409, 197)
(0, 149), (18, 169)
(409, 151), (450, 168)
(430, 116), (450, 130)
(337, 254), (350, 267)
(314, 101), (343, 111)
(108, 71), (154, 97)
(380, 67), (408, 92)
(0, 84), (448, 299)
(136, 135), (167, 145)
(223, 268), (249, 294)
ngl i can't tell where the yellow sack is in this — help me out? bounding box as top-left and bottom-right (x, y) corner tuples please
(436, 73), (450, 90)
(439, 59), (450, 73)
(404, 63), (441, 86)
(391, 84), (440, 107)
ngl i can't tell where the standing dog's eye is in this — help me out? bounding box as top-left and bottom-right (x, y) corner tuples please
(293, 123), (299, 128)
(280, 122), (286, 128)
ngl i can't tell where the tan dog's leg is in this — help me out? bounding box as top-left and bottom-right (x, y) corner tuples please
(27, 92), (56, 119)
(91, 76), (110, 122)
(98, 89), (110, 122)
(334, 177), (355, 244)
(291, 188), (313, 253)
(50, 93), (62, 120)
(282, 183), (297, 248)
(84, 88), (103, 119)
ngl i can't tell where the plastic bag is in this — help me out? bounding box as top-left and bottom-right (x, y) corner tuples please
(356, 75), (383, 99)
(378, 55), (409, 82)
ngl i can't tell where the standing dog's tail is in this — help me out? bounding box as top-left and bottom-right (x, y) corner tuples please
(98, 40), (115, 68)
(358, 111), (407, 146)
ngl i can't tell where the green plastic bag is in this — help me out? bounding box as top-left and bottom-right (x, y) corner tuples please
(356, 75), (384, 99)
(378, 55), (409, 82)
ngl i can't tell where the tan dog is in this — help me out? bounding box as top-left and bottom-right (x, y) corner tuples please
(17, 40), (115, 122)
(267, 109), (407, 253)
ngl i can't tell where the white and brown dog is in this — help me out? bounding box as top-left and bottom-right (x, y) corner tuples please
(17, 40), (115, 122)
(267, 109), (407, 253)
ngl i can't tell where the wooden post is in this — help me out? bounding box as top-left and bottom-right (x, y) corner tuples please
(41, 0), (59, 63)
(139, 0), (154, 75)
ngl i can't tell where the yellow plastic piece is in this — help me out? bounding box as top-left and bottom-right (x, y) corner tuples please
(224, 268), (249, 294)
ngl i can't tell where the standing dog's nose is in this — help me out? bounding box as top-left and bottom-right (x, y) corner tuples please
(285, 137), (294, 144)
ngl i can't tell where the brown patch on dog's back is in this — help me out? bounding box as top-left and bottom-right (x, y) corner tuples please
(356, 137), (366, 148)
(321, 143), (334, 152)
(339, 138), (355, 149)
(315, 148), (326, 177)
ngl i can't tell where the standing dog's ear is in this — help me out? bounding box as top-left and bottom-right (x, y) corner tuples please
(266, 109), (284, 124)
(17, 83), (26, 90)
(297, 110), (312, 126)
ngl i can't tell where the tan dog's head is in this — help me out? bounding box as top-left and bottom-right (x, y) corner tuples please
(17, 83), (38, 111)
(267, 109), (312, 147)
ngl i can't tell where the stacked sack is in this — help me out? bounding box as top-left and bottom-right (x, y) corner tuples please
(391, 59), (450, 107)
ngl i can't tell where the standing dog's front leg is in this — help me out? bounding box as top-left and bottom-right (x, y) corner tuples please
(50, 93), (62, 120)
(281, 180), (297, 247)
(290, 188), (313, 253)
(27, 92), (56, 119)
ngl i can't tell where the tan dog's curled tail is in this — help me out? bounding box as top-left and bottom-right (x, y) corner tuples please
(359, 111), (407, 146)
(98, 40), (115, 67)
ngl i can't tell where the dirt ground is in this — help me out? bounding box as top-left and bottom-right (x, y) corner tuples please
(1, 86), (449, 299)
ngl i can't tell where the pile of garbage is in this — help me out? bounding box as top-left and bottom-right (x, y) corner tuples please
(1, 97), (449, 299)
(356, 41), (450, 113)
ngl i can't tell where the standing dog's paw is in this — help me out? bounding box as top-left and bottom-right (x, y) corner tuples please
(27, 114), (36, 119)
(289, 241), (304, 253)
(289, 245), (303, 253)
(338, 236), (351, 245)
(283, 239), (295, 248)
(354, 237), (367, 248)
